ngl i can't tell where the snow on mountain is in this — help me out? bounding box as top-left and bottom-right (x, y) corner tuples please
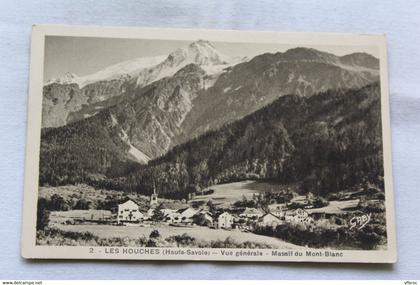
(135, 40), (243, 87)
(44, 40), (245, 90)
(45, 72), (79, 85)
(45, 55), (166, 88)
(40, 43), (381, 177)
(42, 40), (242, 129)
(78, 55), (167, 87)
(171, 40), (229, 66)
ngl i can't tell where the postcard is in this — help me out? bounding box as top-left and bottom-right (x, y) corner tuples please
(21, 25), (396, 262)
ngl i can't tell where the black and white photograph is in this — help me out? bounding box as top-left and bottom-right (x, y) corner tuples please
(21, 26), (396, 262)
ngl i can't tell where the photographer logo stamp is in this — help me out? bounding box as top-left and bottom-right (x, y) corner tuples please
(349, 213), (372, 230)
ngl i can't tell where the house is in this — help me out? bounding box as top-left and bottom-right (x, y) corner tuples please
(146, 207), (174, 219)
(165, 211), (182, 223)
(193, 209), (213, 226)
(193, 209), (213, 225)
(178, 207), (198, 224)
(239, 207), (264, 219)
(217, 212), (234, 229)
(284, 208), (309, 224)
(259, 212), (284, 228)
(146, 202), (179, 219)
(118, 200), (144, 223)
(162, 208), (176, 216)
(49, 210), (112, 224)
(156, 207), (199, 224)
(161, 209), (182, 223)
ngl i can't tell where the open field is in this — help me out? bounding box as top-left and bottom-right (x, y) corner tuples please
(306, 199), (360, 214)
(54, 224), (303, 249)
(190, 180), (297, 207)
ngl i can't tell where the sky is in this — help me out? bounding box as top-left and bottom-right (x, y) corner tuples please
(44, 36), (379, 80)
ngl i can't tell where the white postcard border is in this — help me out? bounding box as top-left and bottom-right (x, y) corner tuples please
(21, 24), (397, 263)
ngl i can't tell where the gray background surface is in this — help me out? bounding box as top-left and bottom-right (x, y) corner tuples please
(0, 0), (419, 279)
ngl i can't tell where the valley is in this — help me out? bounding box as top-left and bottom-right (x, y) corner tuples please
(36, 179), (386, 250)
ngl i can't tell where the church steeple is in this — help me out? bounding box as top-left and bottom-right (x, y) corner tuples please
(150, 182), (158, 207)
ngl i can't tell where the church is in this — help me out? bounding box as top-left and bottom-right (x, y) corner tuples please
(150, 183), (158, 207)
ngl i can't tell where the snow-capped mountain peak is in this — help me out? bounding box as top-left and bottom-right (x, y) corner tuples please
(76, 55), (167, 87)
(170, 40), (229, 66)
(135, 40), (242, 87)
(45, 55), (166, 88)
(45, 40), (243, 90)
(185, 39), (228, 65)
(46, 72), (80, 86)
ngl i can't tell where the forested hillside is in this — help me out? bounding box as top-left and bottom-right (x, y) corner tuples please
(39, 111), (134, 186)
(39, 81), (383, 198)
(39, 64), (207, 185)
(119, 82), (383, 198)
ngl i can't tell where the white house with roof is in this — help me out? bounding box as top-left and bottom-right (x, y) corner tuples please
(178, 207), (198, 224)
(284, 208), (313, 224)
(145, 205), (179, 222)
(118, 200), (144, 223)
(161, 207), (198, 224)
(160, 209), (181, 223)
(259, 212), (284, 228)
(217, 212), (234, 229)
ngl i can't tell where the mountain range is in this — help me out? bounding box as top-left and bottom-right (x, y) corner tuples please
(39, 40), (382, 197)
(42, 40), (243, 128)
(123, 82), (383, 198)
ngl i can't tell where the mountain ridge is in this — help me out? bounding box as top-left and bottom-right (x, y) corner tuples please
(45, 55), (167, 88)
(39, 44), (381, 184)
(173, 48), (379, 146)
(123, 82), (383, 198)
(42, 40), (242, 128)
